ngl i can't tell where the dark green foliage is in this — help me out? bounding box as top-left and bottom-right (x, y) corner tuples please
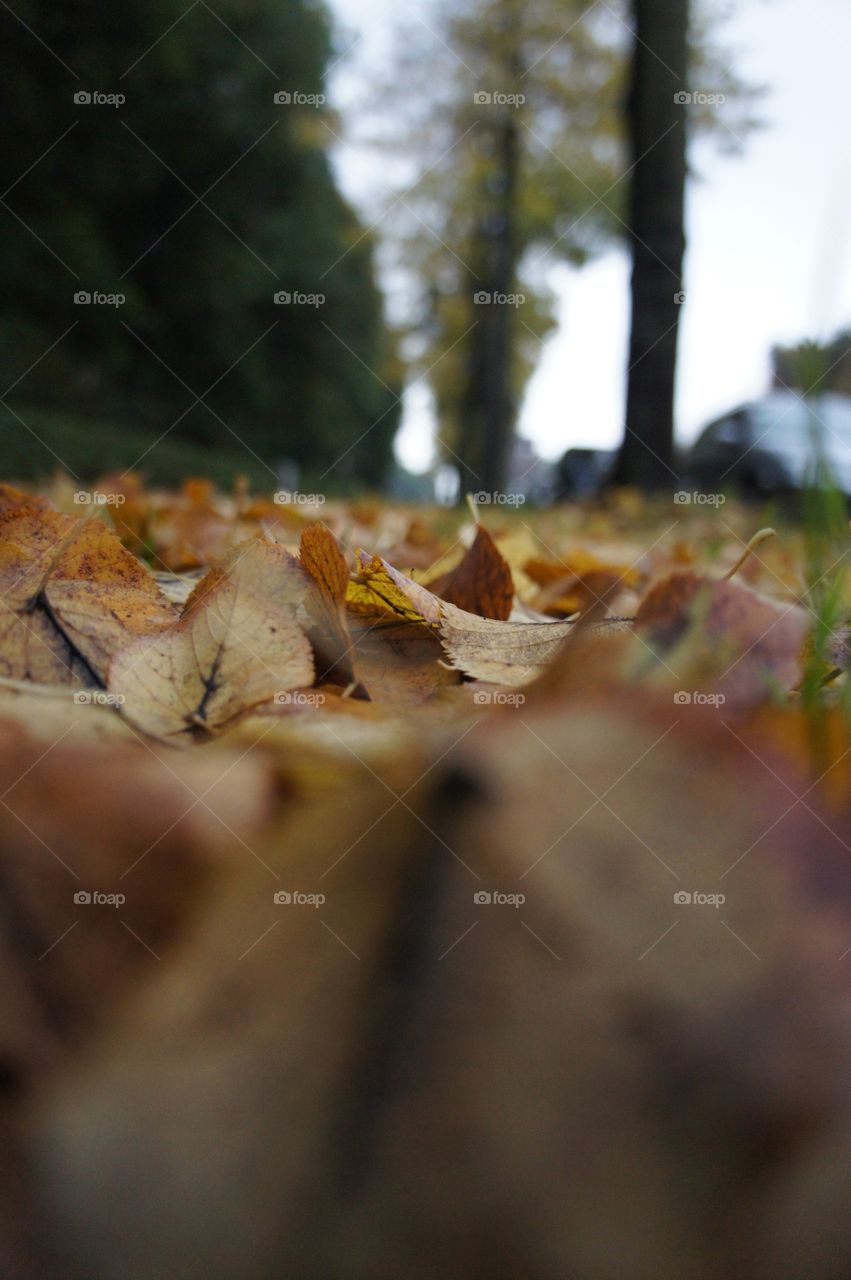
(772, 331), (851, 398)
(0, 0), (399, 486)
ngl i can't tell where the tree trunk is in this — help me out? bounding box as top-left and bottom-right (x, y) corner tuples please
(614, 0), (689, 490)
(460, 113), (519, 495)
(458, 5), (521, 497)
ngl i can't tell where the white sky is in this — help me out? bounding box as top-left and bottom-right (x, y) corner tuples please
(327, 0), (851, 471)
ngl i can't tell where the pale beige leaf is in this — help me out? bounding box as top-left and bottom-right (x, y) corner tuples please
(109, 537), (314, 741)
(354, 553), (602, 686)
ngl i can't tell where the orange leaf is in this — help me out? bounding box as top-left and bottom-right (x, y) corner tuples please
(299, 525), (367, 696)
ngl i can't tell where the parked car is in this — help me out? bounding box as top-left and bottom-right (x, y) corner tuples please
(555, 447), (616, 499)
(685, 392), (851, 497)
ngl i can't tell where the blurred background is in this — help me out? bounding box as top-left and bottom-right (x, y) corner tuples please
(1, 0), (849, 499)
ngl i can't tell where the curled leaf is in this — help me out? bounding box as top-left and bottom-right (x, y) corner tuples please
(353, 553), (596, 685)
(300, 525), (367, 696)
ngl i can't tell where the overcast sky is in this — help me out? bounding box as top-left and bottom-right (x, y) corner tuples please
(327, 0), (851, 470)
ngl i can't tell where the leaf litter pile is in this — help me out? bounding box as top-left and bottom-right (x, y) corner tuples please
(4, 475), (851, 1278)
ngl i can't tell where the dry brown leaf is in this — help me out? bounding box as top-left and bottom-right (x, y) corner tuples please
(0, 505), (177, 686)
(438, 610), (581, 685)
(7, 475), (851, 1280)
(0, 483), (49, 516)
(33, 681), (851, 1280)
(299, 525), (366, 696)
(349, 615), (462, 704)
(352, 553), (620, 685)
(533, 568), (627, 618)
(109, 536), (314, 741)
(524, 548), (638, 587)
(43, 516), (179, 678)
(634, 570), (810, 707)
(427, 524), (514, 620)
(300, 523), (349, 604)
(99, 471), (151, 557)
(147, 478), (239, 571)
(0, 715), (277, 1102)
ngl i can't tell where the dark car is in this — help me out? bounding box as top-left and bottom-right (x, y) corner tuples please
(685, 392), (851, 497)
(555, 447), (615, 499)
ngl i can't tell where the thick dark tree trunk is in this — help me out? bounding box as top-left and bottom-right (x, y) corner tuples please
(614, 0), (689, 490)
(461, 109), (519, 495)
(458, 2), (521, 498)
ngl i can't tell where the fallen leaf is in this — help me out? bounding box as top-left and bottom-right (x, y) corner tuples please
(349, 615), (461, 704)
(427, 524), (514, 620)
(347, 553), (436, 624)
(300, 525), (366, 695)
(109, 536), (314, 741)
(0, 505), (177, 686)
(99, 471), (151, 558)
(633, 570), (810, 707)
(33, 680), (851, 1280)
(0, 483), (49, 516)
(352, 553), (622, 685)
(0, 714), (277, 1097)
(149, 478), (241, 571)
(524, 547), (638, 587)
(533, 568), (628, 618)
(43, 516), (179, 679)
